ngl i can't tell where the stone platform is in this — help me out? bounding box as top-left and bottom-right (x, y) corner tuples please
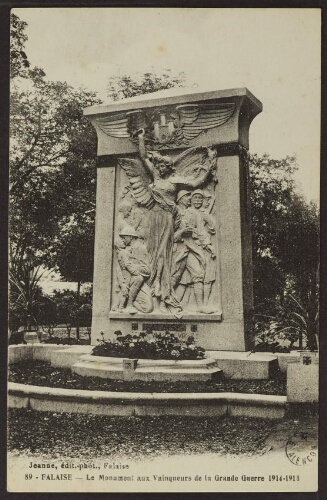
(207, 351), (279, 379)
(72, 355), (223, 382)
(9, 345), (280, 380)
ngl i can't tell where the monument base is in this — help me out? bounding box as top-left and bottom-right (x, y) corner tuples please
(91, 314), (251, 351)
(72, 355), (223, 382)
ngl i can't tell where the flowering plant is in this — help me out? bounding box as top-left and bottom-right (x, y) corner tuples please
(92, 330), (205, 360)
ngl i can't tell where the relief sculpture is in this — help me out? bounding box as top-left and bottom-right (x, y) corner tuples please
(114, 225), (154, 314)
(172, 189), (217, 313)
(94, 102), (235, 149)
(114, 129), (219, 318)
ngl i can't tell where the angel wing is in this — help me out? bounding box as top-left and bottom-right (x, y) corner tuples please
(118, 157), (154, 209)
(94, 110), (145, 139)
(176, 103), (235, 141)
(172, 147), (213, 179)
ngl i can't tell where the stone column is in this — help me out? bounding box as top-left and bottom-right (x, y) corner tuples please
(91, 161), (116, 340)
(215, 148), (253, 351)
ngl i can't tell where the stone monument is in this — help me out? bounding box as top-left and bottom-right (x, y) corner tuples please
(84, 87), (262, 351)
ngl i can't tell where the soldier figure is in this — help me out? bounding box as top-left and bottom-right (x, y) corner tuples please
(115, 225), (153, 314)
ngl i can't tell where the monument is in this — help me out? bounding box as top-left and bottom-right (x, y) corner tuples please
(84, 87), (262, 351)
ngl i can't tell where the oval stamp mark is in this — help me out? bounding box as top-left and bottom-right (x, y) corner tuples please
(286, 431), (318, 466)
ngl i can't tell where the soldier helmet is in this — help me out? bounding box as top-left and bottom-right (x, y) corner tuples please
(177, 190), (191, 202)
(191, 189), (204, 197)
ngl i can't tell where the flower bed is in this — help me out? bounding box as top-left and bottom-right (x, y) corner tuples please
(92, 330), (206, 360)
(8, 360), (287, 395)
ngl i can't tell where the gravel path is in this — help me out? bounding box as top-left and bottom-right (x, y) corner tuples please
(8, 405), (318, 461)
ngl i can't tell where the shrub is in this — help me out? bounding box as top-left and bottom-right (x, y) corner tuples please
(92, 330), (206, 360)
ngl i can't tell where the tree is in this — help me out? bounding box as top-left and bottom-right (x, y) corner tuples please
(10, 13), (30, 79)
(9, 14), (100, 337)
(249, 153), (319, 350)
(10, 25), (190, 337)
(50, 216), (94, 338)
(107, 69), (187, 100)
(47, 288), (93, 338)
(10, 14), (100, 262)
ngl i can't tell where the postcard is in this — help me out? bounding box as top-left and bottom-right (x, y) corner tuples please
(8, 7), (320, 494)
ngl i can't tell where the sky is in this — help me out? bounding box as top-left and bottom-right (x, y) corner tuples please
(14, 7), (321, 202)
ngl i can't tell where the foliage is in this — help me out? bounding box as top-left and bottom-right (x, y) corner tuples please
(37, 294), (58, 336)
(10, 13), (30, 79)
(51, 216), (95, 285)
(10, 74), (100, 268)
(254, 286), (319, 352)
(92, 330), (205, 360)
(249, 153), (319, 350)
(39, 288), (92, 338)
(9, 248), (47, 333)
(10, 13), (99, 340)
(107, 69), (187, 100)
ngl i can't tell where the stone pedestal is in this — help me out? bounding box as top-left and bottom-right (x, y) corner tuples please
(84, 87), (262, 351)
(24, 331), (39, 344)
(287, 352), (319, 403)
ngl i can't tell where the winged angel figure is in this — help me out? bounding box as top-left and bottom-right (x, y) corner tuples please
(118, 130), (217, 317)
(94, 103), (235, 147)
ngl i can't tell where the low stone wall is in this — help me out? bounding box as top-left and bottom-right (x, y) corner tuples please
(51, 346), (93, 368)
(8, 345), (33, 364)
(8, 344), (69, 364)
(8, 345), (316, 408)
(8, 382), (286, 419)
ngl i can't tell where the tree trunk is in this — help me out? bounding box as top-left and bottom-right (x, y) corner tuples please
(76, 281), (81, 340)
(306, 269), (318, 351)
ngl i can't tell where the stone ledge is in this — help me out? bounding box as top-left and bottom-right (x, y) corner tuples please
(50, 346), (93, 368)
(206, 351), (278, 379)
(72, 355), (222, 382)
(8, 382), (286, 419)
(84, 87), (263, 117)
(109, 312), (222, 321)
(80, 354), (219, 368)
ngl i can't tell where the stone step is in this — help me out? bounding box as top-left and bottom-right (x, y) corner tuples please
(80, 354), (219, 370)
(206, 350), (279, 379)
(72, 359), (223, 382)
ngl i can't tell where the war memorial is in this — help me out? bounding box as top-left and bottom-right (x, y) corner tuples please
(85, 87), (262, 353)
